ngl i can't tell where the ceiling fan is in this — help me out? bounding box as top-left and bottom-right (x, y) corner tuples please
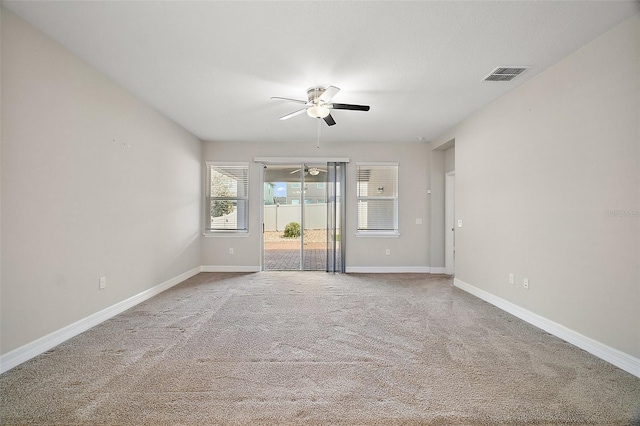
(272, 86), (370, 126)
(290, 167), (326, 176)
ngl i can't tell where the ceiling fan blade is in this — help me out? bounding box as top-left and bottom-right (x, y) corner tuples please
(323, 114), (336, 126)
(319, 86), (340, 103)
(330, 103), (370, 111)
(279, 108), (307, 120)
(271, 96), (307, 104)
(289, 168), (302, 174)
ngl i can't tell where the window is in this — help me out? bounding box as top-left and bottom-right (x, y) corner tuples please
(206, 163), (249, 232)
(356, 163), (399, 235)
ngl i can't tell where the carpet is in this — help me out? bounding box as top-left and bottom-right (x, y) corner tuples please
(1, 272), (639, 425)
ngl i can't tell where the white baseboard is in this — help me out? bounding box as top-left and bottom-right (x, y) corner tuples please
(454, 278), (640, 378)
(203, 265), (440, 274)
(0, 266), (202, 374)
(346, 266), (432, 273)
(200, 265), (261, 273)
(429, 267), (448, 274)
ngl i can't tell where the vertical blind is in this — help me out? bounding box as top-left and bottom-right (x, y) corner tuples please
(326, 162), (346, 273)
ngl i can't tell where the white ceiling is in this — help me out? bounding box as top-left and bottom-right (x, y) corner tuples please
(3, 1), (639, 145)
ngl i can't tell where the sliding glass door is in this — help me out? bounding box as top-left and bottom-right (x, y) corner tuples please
(262, 162), (345, 272)
(301, 163), (328, 271)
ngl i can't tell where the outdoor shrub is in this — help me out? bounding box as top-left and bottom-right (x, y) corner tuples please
(284, 222), (301, 238)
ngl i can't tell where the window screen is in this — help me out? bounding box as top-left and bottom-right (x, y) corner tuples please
(206, 163), (249, 232)
(356, 163), (398, 233)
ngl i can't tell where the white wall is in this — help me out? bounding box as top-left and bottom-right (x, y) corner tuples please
(1, 9), (202, 355)
(432, 15), (639, 358)
(201, 141), (431, 271)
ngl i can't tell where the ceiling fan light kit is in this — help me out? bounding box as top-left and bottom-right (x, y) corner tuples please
(307, 105), (330, 118)
(272, 85), (370, 127)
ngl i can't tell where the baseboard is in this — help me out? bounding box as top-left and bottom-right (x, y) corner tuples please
(203, 265), (438, 274)
(0, 266), (202, 374)
(429, 267), (448, 274)
(454, 278), (640, 378)
(200, 265), (261, 273)
(346, 266), (432, 273)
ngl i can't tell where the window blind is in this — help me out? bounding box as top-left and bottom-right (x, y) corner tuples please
(356, 163), (398, 232)
(206, 163), (249, 232)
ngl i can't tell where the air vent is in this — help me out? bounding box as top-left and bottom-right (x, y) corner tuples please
(483, 66), (529, 82)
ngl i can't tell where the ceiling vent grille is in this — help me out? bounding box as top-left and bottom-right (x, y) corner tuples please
(483, 66), (529, 82)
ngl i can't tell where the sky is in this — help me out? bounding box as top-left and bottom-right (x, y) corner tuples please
(274, 182), (287, 198)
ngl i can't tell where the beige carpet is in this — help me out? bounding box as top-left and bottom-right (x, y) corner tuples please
(1, 272), (639, 425)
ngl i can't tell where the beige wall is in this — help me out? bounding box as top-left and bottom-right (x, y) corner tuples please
(444, 146), (455, 173)
(432, 15), (640, 357)
(201, 141), (431, 270)
(1, 10), (202, 354)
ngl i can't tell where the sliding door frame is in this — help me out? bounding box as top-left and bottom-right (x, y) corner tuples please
(256, 157), (349, 272)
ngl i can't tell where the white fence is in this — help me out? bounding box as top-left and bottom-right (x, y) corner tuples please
(264, 203), (336, 231)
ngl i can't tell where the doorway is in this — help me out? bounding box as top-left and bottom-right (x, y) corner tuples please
(445, 171), (455, 275)
(262, 162), (344, 272)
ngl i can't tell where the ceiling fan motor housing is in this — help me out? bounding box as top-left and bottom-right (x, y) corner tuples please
(307, 87), (326, 103)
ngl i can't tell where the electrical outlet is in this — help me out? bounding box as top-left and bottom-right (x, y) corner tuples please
(229, 248), (234, 255)
(385, 249), (391, 255)
(415, 218), (423, 225)
(523, 278), (529, 289)
(99, 276), (106, 290)
(509, 273), (514, 284)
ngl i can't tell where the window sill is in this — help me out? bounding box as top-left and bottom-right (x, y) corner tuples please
(355, 231), (400, 238)
(203, 231), (250, 237)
